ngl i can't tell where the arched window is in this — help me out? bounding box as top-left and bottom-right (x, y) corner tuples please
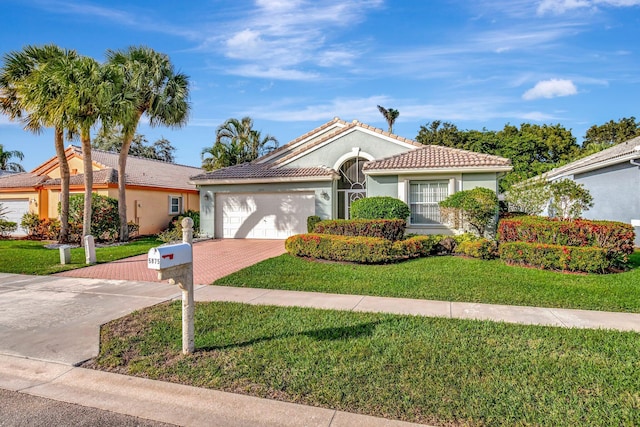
(337, 157), (367, 218)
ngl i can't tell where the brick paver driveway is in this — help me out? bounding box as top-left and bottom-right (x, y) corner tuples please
(56, 239), (286, 285)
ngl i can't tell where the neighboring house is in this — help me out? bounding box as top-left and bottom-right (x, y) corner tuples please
(541, 136), (640, 246)
(0, 145), (202, 236)
(191, 118), (512, 239)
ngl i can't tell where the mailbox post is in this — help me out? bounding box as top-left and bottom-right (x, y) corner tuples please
(147, 218), (195, 354)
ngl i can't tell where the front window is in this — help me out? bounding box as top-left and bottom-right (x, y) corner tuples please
(409, 181), (449, 225)
(169, 196), (183, 215)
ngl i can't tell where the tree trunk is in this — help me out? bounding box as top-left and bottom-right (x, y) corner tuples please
(118, 112), (142, 242)
(54, 127), (70, 243)
(81, 132), (93, 238)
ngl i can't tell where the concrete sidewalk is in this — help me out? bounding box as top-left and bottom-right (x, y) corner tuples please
(197, 286), (640, 332)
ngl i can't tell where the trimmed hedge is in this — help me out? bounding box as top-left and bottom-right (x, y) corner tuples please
(498, 216), (635, 256)
(307, 216), (321, 233)
(286, 234), (397, 263)
(455, 239), (498, 260)
(500, 242), (612, 274)
(350, 196), (410, 220)
(314, 219), (406, 241)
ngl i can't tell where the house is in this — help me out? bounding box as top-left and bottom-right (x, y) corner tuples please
(190, 118), (512, 239)
(0, 145), (202, 236)
(541, 136), (640, 246)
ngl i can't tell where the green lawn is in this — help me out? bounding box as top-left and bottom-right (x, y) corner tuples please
(0, 237), (161, 275)
(215, 251), (640, 313)
(86, 301), (640, 427)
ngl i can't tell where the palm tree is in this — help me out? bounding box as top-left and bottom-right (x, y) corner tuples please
(105, 46), (190, 242)
(377, 105), (400, 133)
(0, 45), (78, 243)
(201, 116), (278, 170)
(58, 55), (109, 237)
(0, 144), (25, 172)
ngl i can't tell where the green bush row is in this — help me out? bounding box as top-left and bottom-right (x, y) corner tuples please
(455, 239), (498, 260)
(499, 241), (612, 273)
(285, 233), (442, 263)
(314, 219), (406, 241)
(498, 216), (635, 256)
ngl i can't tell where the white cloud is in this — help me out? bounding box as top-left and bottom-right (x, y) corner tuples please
(522, 79), (578, 100)
(537, 0), (640, 15)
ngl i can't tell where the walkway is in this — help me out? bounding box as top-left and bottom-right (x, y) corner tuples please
(55, 239), (286, 285)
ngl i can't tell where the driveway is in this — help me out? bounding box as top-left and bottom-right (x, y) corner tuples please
(56, 239), (286, 284)
(0, 240), (285, 365)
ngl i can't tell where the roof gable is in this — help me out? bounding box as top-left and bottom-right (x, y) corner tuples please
(256, 118), (422, 168)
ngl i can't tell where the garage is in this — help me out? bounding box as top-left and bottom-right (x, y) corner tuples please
(1, 199), (29, 236)
(216, 192), (315, 239)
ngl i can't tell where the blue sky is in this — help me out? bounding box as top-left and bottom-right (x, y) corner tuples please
(1, 0), (639, 171)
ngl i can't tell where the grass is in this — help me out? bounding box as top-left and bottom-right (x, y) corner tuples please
(214, 251), (640, 313)
(86, 301), (640, 427)
(0, 237), (161, 275)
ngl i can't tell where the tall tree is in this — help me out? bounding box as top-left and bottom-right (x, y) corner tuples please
(377, 105), (400, 133)
(201, 116), (278, 171)
(106, 46), (190, 242)
(93, 127), (176, 162)
(0, 144), (25, 172)
(58, 55), (109, 237)
(415, 120), (466, 148)
(0, 45), (78, 242)
(582, 117), (640, 153)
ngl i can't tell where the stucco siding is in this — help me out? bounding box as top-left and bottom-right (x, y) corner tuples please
(285, 130), (412, 169)
(572, 162), (640, 246)
(366, 175), (398, 198)
(198, 181), (333, 238)
(461, 173), (499, 192)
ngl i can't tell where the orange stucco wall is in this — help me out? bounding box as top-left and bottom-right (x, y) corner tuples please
(46, 157), (100, 179)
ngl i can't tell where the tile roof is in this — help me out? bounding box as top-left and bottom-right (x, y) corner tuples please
(0, 172), (49, 188)
(42, 168), (119, 186)
(363, 145), (512, 171)
(190, 162), (336, 181)
(545, 136), (640, 179)
(67, 146), (203, 190)
(258, 118), (423, 167)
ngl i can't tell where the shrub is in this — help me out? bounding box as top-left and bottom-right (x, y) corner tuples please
(455, 239), (498, 260)
(498, 216), (635, 256)
(0, 219), (17, 237)
(69, 194), (120, 242)
(307, 215), (321, 233)
(20, 212), (41, 237)
(169, 210), (200, 233)
(314, 219), (406, 241)
(398, 235), (437, 257)
(350, 196), (410, 220)
(127, 222), (140, 237)
(285, 233), (398, 263)
(439, 187), (499, 237)
(500, 242), (612, 273)
(159, 214), (200, 243)
(548, 179), (593, 219)
(505, 178), (550, 215)
(36, 219), (61, 240)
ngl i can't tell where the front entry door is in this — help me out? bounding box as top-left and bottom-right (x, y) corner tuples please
(339, 189), (366, 219)
(337, 157), (367, 219)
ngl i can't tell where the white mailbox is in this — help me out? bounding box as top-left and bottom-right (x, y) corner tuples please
(147, 243), (192, 270)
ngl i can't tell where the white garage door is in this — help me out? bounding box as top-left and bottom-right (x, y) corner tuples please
(216, 192), (315, 239)
(1, 199), (29, 236)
